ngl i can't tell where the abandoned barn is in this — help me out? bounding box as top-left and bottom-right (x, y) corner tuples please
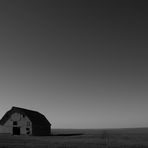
(0, 106), (51, 136)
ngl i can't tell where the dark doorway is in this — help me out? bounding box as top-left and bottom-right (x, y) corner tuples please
(13, 127), (20, 135)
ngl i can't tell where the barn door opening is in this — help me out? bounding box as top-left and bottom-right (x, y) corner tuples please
(13, 127), (20, 135)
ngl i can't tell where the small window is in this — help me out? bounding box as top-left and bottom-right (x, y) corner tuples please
(13, 121), (17, 125)
(26, 128), (30, 131)
(27, 131), (30, 135)
(22, 114), (25, 118)
(26, 121), (30, 126)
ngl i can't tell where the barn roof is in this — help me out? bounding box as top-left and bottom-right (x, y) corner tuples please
(0, 106), (51, 126)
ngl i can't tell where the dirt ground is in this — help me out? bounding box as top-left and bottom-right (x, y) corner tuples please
(1, 128), (148, 148)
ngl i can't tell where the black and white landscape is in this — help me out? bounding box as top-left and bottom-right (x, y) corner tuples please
(0, 1), (148, 147)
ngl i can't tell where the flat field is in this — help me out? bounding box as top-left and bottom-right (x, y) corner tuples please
(1, 128), (148, 148)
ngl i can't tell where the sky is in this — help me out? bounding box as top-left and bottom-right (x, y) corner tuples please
(0, 1), (148, 129)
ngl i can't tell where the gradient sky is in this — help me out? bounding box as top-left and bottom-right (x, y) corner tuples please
(0, 1), (148, 129)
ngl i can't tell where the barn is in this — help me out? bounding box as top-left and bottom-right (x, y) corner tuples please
(0, 106), (51, 136)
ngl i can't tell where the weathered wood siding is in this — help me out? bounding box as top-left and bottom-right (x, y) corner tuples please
(0, 112), (32, 135)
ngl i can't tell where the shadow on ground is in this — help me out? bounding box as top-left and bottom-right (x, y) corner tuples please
(51, 133), (84, 136)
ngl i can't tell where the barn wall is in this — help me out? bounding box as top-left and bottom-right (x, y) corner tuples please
(32, 124), (51, 136)
(1, 112), (32, 135)
(0, 125), (11, 134)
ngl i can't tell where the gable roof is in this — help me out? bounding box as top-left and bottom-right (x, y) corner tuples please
(0, 106), (51, 126)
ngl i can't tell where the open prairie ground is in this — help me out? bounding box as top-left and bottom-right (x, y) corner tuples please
(1, 128), (148, 148)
